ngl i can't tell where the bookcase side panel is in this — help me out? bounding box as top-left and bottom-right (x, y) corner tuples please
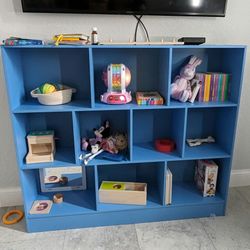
(221, 48), (246, 104)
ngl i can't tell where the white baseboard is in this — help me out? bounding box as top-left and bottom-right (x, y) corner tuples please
(0, 187), (23, 207)
(230, 169), (250, 187)
(0, 170), (249, 207)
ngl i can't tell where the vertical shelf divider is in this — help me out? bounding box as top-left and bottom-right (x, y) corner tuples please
(167, 48), (173, 106)
(129, 109), (133, 161)
(94, 165), (100, 211)
(162, 161), (167, 206)
(72, 111), (80, 165)
(158, 48), (171, 105)
(182, 108), (188, 158)
(88, 48), (96, 108)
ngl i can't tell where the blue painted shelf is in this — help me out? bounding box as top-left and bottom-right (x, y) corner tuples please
(1, 45), (246, 232)
(97, 186), (163, 212)
(171, 182), (224, 206)
(21, 147), (76, 169)
(13, 100), (91, 113)
(26, 190), (96, 219)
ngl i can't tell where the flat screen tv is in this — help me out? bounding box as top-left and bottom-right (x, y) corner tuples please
(21, 0), (227, 17)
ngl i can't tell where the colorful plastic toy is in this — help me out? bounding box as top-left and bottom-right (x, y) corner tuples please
(101, 64), (132, 104)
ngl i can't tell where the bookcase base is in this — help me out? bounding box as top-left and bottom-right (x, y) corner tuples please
(26, 203), (225, 232)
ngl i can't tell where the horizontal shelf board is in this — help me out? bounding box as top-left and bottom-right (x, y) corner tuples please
(86, 157), (130, 166)
(13, 100), (91, 113)
(21, 147), (75, 169)
(97, 186), (162, 212)
(133, 143), (181, 162)
(27, 190), (96, 219)
(171, 182), (224, 206)
(93, 101), (173, 110)
(184, 144), (230, 160)
(170, 100), (238, 108)
(11, 100), (237, 113)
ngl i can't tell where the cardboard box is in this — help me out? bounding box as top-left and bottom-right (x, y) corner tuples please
(195, 160), (218, 197)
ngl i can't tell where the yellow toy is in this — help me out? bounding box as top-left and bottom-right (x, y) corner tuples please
(39, 83), (57, 94)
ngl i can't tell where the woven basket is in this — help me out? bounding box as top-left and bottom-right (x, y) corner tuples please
(31, 85), (76, 105)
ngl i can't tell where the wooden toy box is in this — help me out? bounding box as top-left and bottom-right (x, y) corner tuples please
(99, 181), (147, 205)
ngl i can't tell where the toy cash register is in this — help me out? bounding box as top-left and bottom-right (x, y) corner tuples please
(101, 64), (132, 104)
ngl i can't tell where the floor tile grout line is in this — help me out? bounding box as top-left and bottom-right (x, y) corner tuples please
(134, 224), (143, 250)
(235, 187), (250, 205)
(61, 233), (66, 250)
(198, 218), (217, 250)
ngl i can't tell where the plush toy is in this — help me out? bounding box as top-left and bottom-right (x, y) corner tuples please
(80, 122), (128, 164)
(93, 120), (110, 139)
(113, 133), (128, 151)
(171, 56), (202, 102)
(101, 133), (128, 154)
(81, 120), (110, 152)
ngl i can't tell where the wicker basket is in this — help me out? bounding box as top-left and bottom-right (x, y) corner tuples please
(31, 85), (76, 105)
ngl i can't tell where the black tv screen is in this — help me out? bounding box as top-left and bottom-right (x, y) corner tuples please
(21, 0), (227, 17)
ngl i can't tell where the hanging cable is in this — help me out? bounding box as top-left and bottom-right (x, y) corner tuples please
(133, 15), (150, 42)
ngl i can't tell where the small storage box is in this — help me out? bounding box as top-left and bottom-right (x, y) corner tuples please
(99, 181), (147, 205)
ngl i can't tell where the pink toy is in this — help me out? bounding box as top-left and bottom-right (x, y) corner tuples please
(101, 64), (132, 104)
(171, 56), (202, 102)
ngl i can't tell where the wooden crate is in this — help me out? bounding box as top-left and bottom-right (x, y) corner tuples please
(99, 181), (147, 205)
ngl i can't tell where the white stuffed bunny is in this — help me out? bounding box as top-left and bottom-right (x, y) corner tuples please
(171, 56), (202, 102)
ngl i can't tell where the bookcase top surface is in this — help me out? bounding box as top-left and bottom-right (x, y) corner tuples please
(1, 44), (247, 50)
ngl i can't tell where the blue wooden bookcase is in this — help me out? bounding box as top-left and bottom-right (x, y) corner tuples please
(1, 45), (246, 232)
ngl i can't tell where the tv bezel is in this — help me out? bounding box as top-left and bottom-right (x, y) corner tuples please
(21, 0), (228, 17)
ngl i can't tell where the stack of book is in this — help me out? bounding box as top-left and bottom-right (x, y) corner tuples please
(196, 73), (230, 102)
(136, 91), (164, 105)
(53, 34), (90, 45)
(3, 37), (43, 46)
(165, 169), (172, 205)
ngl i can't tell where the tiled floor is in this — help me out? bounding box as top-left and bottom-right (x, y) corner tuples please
(0, 186), (250, 250)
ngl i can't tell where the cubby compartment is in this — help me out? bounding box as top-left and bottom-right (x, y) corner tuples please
(96, 162), (165, 211)
(21, 165), (96, 218)
(170, 47), (245, 106)
(2, 48), (92, 112)
(133, 109), (185, 161)
(185, 107), (237, 159)
(13, 112), (75, 168)
(92, 48), (170, 107)
(167, 159), (227, 206)
(75, 110), (131, 165)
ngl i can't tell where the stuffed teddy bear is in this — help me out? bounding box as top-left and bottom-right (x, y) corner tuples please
(171, 56), (202, 102)
(100, 133), (128, 154)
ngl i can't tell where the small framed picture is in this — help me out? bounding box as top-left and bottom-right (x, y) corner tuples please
(39, 166), (87, 192)
(29, 200), (53, 214)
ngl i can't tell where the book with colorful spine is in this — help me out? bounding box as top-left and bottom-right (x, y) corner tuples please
(194, 72), (230, 103)
(136, 92), (164, 105)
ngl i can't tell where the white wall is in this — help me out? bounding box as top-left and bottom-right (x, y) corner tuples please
(0, 0), (250, 202)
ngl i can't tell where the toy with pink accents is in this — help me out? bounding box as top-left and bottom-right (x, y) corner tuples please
(101, 64), (132, 104)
